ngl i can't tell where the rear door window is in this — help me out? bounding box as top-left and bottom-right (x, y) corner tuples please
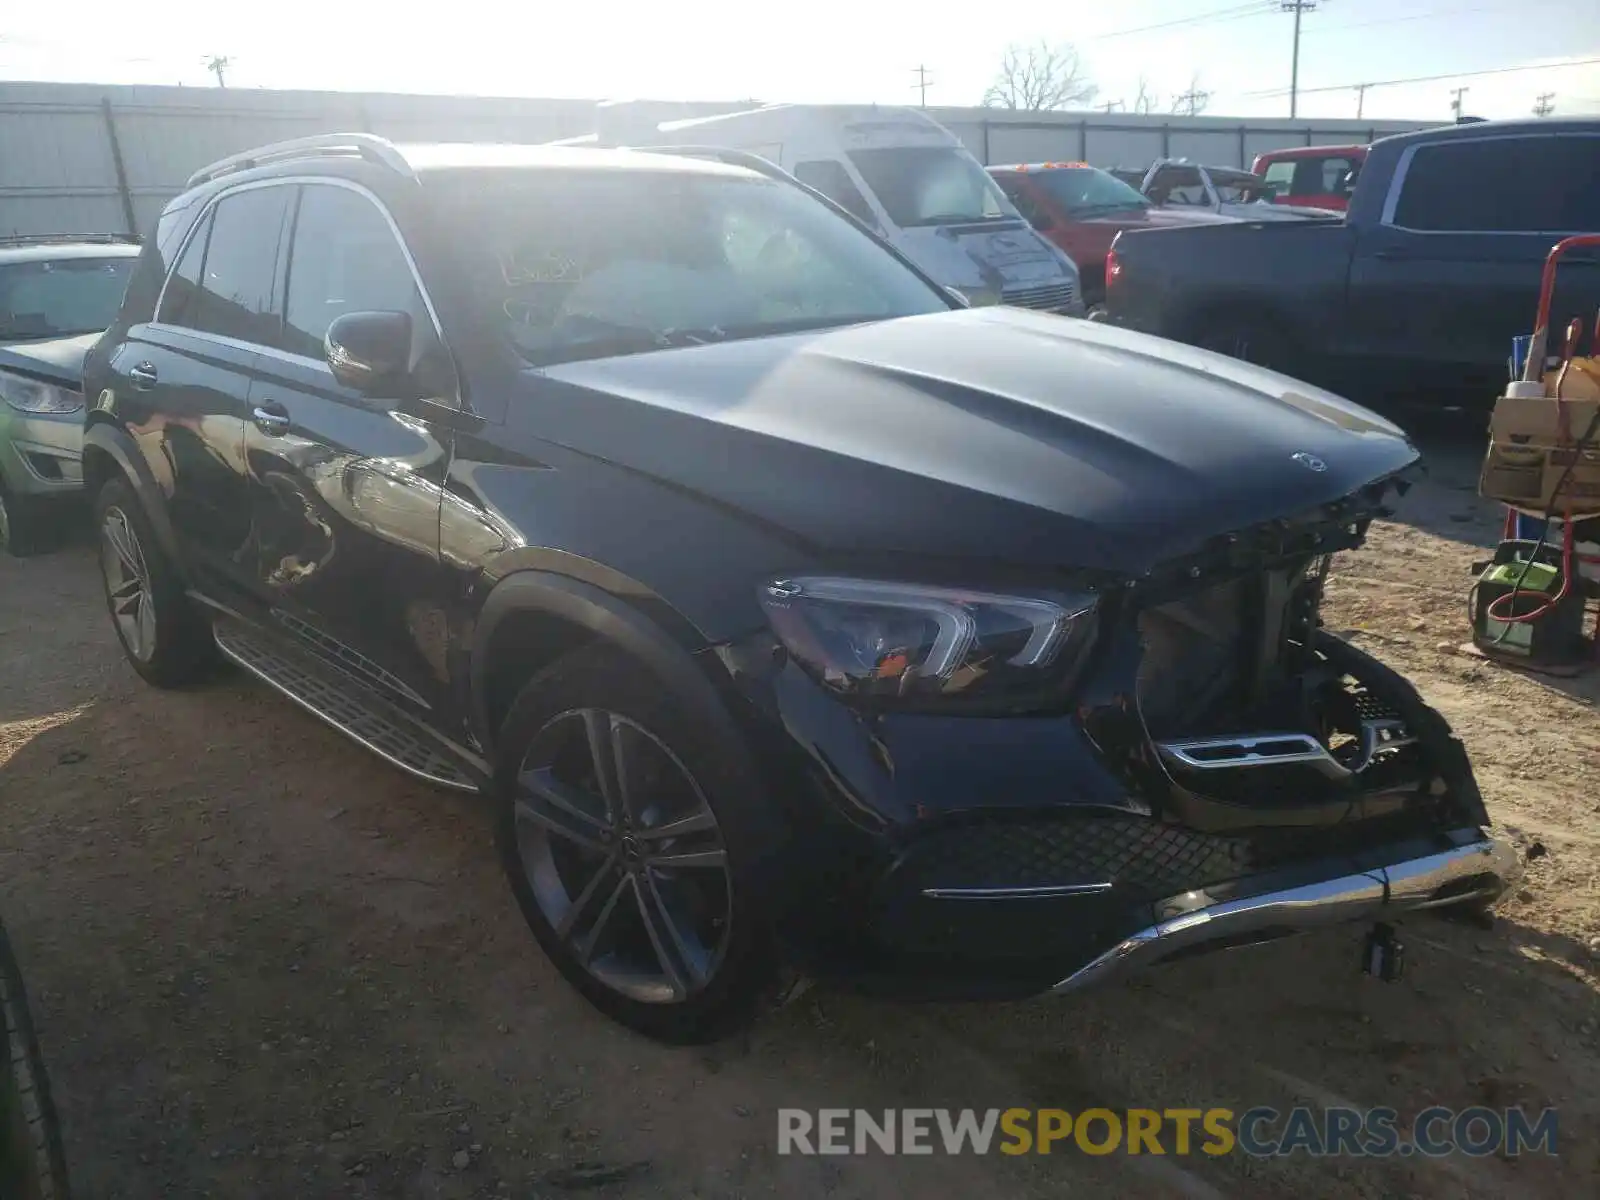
(158, 209), (212, 327)
(791, 160), (877, 225)
(1392, 135), (1600, 232)
(183, 187), (291, 345)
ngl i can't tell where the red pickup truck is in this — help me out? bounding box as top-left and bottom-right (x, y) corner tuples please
(988, 161), (1232, 308)
(1251, 144), (1368, 212)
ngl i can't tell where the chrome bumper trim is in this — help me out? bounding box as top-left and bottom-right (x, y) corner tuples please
(1049, 834), (1518, 994)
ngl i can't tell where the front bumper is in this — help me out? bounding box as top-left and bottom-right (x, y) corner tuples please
(0, 408), (84, 496)
(1051, 831), (1517, 992)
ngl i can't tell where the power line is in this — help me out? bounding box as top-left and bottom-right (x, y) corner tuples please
(1085, 3), (1276, 41)
(1307, 0), (1548, 34)
(1449, 85), (1470, 119)
(1245, 54), (1600, 98)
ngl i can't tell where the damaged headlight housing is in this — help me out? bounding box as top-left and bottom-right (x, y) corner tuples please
(0, 372), (82, 415)
(760, 577), (1097, 706)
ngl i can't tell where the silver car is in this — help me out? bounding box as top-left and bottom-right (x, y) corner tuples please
(0, 237), (139, 555)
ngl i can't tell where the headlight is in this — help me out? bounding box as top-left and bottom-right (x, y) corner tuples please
(0, 373), (82, 414)
(760, 576), (1097, 706)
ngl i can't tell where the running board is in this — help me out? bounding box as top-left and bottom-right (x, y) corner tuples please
(213, 620), (481, 792)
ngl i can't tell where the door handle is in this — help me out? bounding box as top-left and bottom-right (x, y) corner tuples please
(129, 362), (158, 390)
(252, 403), (291, 436)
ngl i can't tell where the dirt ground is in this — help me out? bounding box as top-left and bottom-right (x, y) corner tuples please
(1, 429), (1596, 1199)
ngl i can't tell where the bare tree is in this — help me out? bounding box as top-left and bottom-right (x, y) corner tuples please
(1133, 77), (1159, 115)
(1170, 74), (1210, 117)
(983, 40), (1098, 111)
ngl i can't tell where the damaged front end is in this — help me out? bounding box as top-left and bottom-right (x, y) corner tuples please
(1040, 470), (1518, 988)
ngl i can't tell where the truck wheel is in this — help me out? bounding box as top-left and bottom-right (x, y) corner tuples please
(495, 642), (778, 1043)
(0, 920), (71, 1200)
(93, 478), (219, 688)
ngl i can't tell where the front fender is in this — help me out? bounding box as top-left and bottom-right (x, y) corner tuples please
(469, 569), (743, 758)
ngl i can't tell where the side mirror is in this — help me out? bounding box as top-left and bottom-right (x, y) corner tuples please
(325, 311), (413, 395)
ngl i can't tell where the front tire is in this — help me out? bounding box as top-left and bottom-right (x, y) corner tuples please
(0, 920), (71, 1200)
(495, 643), (777, 1043)
(0, 481), (54, 559)
(93, 478), (218, 688)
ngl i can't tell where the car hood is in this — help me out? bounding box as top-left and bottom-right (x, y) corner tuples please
(0, 332), (98, 387)
(526, 307), (1417, 576)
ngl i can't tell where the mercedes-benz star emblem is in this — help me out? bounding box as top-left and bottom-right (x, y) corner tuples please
(1292, 452), (1328, 472)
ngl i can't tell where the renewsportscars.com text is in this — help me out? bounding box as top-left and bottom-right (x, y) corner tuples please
(777, 1106), (1558, 1158)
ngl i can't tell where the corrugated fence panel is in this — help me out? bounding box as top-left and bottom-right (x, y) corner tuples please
(0, 81), (1430, 236)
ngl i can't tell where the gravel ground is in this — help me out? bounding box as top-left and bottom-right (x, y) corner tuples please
(1, 430), (1596, 1199)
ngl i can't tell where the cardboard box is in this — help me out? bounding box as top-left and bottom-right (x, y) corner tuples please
(1480, 392), (1600, 517)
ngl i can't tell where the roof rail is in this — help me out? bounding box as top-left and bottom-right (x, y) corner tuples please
(186, 133), (414, 189)
(642, 144), (794, 182)
(0, 232), (141, 247)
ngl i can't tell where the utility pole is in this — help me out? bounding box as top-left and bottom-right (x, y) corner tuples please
(1353, 83), (1370, 119)
(1101, 99), (1123, 113)
(1282, 1), (1319, 119)
(910, 65), (933, 108)
(204, 54), (230, 88)
(1450, 85), (1470, 120)
(1533, 92), (1555, 116)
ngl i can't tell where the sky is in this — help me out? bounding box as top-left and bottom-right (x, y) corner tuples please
(1, 0), (1598, 123)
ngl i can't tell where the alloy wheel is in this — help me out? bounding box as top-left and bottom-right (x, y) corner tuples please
(100, 506), (155, 661)
(514, 708), (733, 1004)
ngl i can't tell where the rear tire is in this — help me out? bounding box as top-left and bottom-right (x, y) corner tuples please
(495, 642), (778, 1043)
(93, 477), (219, 688)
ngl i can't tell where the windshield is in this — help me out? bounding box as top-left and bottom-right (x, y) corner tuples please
(0, 257), (133, 341)
(1030, 167), (1150, 215)
(1212, 171), (1277, 205)
(846, 146), (1012, 227)
(437, 169), (950, 367)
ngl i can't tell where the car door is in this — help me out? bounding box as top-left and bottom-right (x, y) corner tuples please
(102, 184), (292, 610)
(1344, 132), (1600, 387)
(242, 180), (459, 724)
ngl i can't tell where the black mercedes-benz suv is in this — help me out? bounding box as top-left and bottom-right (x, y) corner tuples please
(82, 133), (1515, 1042)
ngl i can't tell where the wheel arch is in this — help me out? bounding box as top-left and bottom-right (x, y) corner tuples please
(470, 570), (740, 758)
(82, 418), (183, 568)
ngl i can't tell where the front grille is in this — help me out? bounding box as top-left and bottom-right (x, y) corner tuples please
(1001, 280), (1077, 313)
(897, 810), (1443, 903)
(901, 817), (1251, 900)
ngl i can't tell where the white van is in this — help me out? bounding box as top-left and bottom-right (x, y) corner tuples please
(556, 104), (1084, 315)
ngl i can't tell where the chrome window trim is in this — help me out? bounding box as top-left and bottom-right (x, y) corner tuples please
(1380, 131), (1600, 235)
(151, 175), (448, 361)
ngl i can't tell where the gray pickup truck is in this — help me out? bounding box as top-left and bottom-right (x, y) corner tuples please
(1104, 118), (1600, 403)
